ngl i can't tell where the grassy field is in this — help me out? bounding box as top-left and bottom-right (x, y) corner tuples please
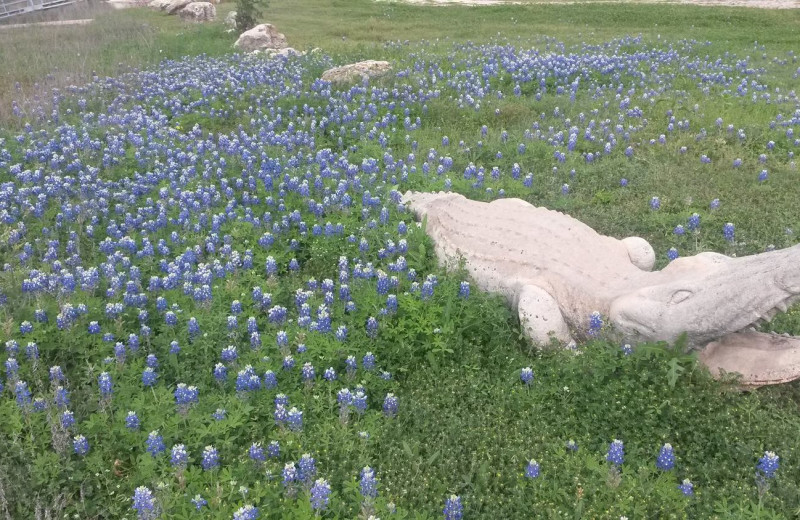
(1, 1), (800, 519)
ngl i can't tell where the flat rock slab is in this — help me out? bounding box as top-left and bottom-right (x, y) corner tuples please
(179, 1), (215, 21)
(321, 60), (392, 84)
(234, 24), (288, 53)
(0, 18), (93, 29)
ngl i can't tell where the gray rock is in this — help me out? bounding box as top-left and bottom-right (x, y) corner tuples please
(225, 10), (237, 28)
(179, 1), (216, 21)
(321, 60), (392, 84)
(234, 24), (288, 53)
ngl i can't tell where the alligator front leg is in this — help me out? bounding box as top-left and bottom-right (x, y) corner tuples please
(516, 285), (573, 348)
(621, 236), (656, 271)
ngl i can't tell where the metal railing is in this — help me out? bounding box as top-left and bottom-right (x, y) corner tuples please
(0, 0), (79, 20)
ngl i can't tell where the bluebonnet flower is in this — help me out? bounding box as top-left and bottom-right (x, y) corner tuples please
(759, 169), (768, 182)
(678, 479), (694, 496)
(283, 462), (299, 487)
(298, 453), (317, 483)
(54, 386), (69, 408)
(710, 198), (721, 210)
(667, 248), (679, 261)
(249, 443), (266, 464)
(346, 355), (358, 378)
(171, 444), (189, 468)
(621, 343), (634, 355)
(274, 404), (288, 426)
(146, 431), (165, 457)
(131, 486), (158, 519)
(383, 393), (398, 418)
(73, 435), (90, 456)
(688, 213), (701, 231)
(656, 443), (675, 470)
(459, 281), (470, 298)
(201, 445), (219, 470)
(49, 365), (64, 382)
(35, 309), (47, 323)
(98, 372), (112, 397)
(566, 439), (579, 452)
(5, 358), (19, 380)
(126, 411), (140, 430)
(520, 367), (534, 385)
(191, 495), (207, 511)
(360, 466), (379, 499)
(649, 196), (660, 210)
(363, 352), (376, 371)
(310, 479), (331, 512)
(267, 441), (280, 458)
(60, 410), (75, 428)
(353, 390), (368, 415)
(588, 311), (603, 335)
(757, 451), (780, 479)
(187, 317), (199, 337)
(607, 439), (624, 466)
(723, 222), (735, 242)
(212, 408), (226, 421)
(673, 224), (685, 236)
(443, 495), (463, 520)
(525, 459), (540, 478)
(221, 345), (238, 363)
(421, 280), (434, 300)
(231, 300), (242, 314)
(561, 183), (570, 195)
(213, 363), (227, 383)
(263, 370), (277, 389)
(287, 407), (303, 432)
(323, 367), (337, 381)
(142, 367), (157, 387)
(169, 341), (181, 355)
(233, 505), (259, 520)
(366, 317), (378, 338)
(19, 321), (32, 335)
(301, 363), (315, 383)
(283, 355), (295, 371)
(88, 321), (101, 334)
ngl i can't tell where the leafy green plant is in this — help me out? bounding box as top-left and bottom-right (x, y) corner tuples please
(235, 0), (268, 32)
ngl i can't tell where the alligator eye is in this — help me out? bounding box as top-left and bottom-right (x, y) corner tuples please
(670, 290), (692, 304)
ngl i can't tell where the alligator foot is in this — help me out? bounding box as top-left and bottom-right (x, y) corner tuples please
(516, 285), (573, 347)
(698, 331), (800, 388)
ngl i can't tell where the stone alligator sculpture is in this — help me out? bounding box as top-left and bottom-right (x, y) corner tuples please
(404, 191), (800, 387)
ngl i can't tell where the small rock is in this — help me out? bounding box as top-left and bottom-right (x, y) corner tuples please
(321, 60), (392, 84)
(179, 1), (215, 21)
(234, 24), (288, 53)
(225, 10), (237, 28)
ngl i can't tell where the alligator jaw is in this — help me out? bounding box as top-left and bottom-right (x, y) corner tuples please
(698, 331), (800, 388)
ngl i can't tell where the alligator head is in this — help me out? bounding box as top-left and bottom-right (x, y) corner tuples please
(610, 245), (800, 386)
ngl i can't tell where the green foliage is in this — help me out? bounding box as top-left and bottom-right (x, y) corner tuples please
(235, 0), (268, 32)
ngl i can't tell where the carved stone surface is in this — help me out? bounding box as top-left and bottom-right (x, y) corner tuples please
(404, 191), (800, 387)
(321, 60), (392, 84)
(234, 24), (288, 53)
(179, 2), (215, 21)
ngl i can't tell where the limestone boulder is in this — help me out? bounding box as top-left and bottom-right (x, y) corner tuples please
(160, 0), (192, 13)
(321, 60), (392, 84)
(148, 0), (172, 9)
(234, 24), (288, 53)
(225, 10), (237, 29)
(179, 2), (215, 21)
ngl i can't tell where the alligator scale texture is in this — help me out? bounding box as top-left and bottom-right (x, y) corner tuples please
(404, 191), (800, 387)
